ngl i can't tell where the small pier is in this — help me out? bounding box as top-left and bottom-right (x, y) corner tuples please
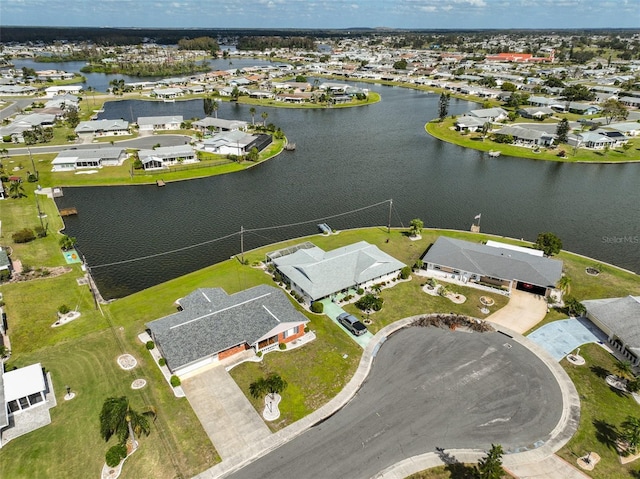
(318, 223), (331, 235)
(156, 180), (166, 187)
(284, 143), (296, 151)
(60, 207), (78, 217)
(488, 150), (501, 157)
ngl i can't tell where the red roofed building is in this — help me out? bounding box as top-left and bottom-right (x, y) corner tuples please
(486, 50), (554, 63)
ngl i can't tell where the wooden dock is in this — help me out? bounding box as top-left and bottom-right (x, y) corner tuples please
(156, 180), (166, 187)
(60, 207), (78, 217)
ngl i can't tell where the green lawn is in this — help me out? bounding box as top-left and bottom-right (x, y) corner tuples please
(558, 344), (640, 479)
(2, 223), (640, 478)
(427, 119), (640, 163)
(407, 464), (514, 478)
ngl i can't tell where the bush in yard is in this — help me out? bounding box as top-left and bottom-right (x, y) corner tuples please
(279, 343), (286, 350)
(58, 304), (70, 314)
(145, 341), (155, 350)
(170, 375), (181, 387)
(158, 358), (166, 367)
(357, 288), (364, 295)
(12, 228), (36, 244)
(400, 266), (411, 279)
(310, 301), (324, 314)
(105, 444), (127, 467)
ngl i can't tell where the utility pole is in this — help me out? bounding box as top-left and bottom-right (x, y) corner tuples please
(387, 199), (393, 234)
(27, 146), (38, 180)
(240, 225), (244, 264)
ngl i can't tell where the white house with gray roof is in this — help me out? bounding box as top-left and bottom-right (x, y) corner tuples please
(421, 237), (563, 297)
(75, 119), (130, 138)
(146, 285), (309, 377)
(137, 115), (183, 131)
(269, 241), (406, 305)
(137, 145), (196, 170)
(200, 130), (257, 155)
(583, 296), (640, 367)
(192, 117), (248, 133)
(51, 147), (127, 171)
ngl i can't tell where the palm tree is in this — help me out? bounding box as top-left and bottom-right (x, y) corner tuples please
(99, 396), (154, 446)
(621, 416), (640, 455)
(249, 377), (268, 400)
(557, 275), (571, 295)
(264, 374), (287, 399)
(249, 107), (256, 126)
(8, 180), (25, 199)
(212, 100), (219, 119)
(59, 234), (77, 251)
(261, 111), (268, 126)
(409, 218), (423, 237)
(616, 360), (633, 381)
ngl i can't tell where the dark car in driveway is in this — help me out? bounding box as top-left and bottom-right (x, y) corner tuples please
(337, 312), (367, 336)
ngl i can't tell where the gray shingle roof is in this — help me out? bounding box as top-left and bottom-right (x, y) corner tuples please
(583, 296), (640, 355)
(274, 241), (406, 301)
(422, 237), (563, 288)
(146, 285), (308, 372)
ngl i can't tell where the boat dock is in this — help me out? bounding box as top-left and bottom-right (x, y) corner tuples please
(317, 223), (331, 235)
(59, 207), (78, 217)
(156, 180), (166, 187)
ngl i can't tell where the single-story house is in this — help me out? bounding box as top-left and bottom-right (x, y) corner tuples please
(51, 147), (127, 171)
(44, 85), (83, 98)
(152, 87), (184, 99)
(583, 296), (640, 367)
(607, 122), (640, 137)
(572, 131), (617, 149)
(268, 241), (406, 305)
(74, 119), (130, 138)
(518, 107), (555, 120)
(454, 115), (486, 132)
(493, 125), (556, 147)
(137, 115), (183, 131)
(200, 130), (260, 156)
(192, 117), (248, 133)
(421, 237), (563, 297)
(618, 96), (640, 108)
(138, 145), (196, 170)
(11, 113), (56, 129)
(146, 285), (309, 377)
(1, 362), (52, 447)
(468, 107), (508, 122)
(0, 85), (37, 96)
(275, 92), (312, 103)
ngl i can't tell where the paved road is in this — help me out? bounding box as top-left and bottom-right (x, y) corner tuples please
(0, 98), (34, 120)
(226, 327), (564, 479)
(4, 134), (191, 156)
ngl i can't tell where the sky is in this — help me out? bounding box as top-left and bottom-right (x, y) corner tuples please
(2, 0), (639, 30)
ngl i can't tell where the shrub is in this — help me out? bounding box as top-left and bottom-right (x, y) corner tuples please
(35, 225), (47, 238)
(58, 304), (70, 314)
(256, 351), (263, 357)
(27, 173), (38, 183)
(12, 228), (36, 244)
(310, 302), (324, 314)
(158, 358), (166, 367)
(279, 343), (286, 350)
(105, 444), (127, 467)
(145, 341), (155, 350)
(400, 266), (411, 279)
(356, 288), (364, 295)
(170, 375), (181, 387)
(0, 271), (9, 282)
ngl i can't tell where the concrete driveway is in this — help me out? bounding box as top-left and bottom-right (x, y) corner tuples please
(487, 290), (548, 334)
(181, 366), (271, 460)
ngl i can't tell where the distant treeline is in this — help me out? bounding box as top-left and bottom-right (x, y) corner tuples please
(0, 26), (357, 45)
(34, 49), (103, 63)
(237, 36), (316, 51)
(80, 61), (210, 77)
(177, 36), (219, 52)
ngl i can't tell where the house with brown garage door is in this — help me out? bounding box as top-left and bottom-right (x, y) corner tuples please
(146, 285), (309, 378)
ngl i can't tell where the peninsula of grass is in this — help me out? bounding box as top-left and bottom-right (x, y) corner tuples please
(426, 118), (640, 163)
(2, 215), (640, 477)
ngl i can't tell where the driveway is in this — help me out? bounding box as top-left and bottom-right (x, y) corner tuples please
(487, 290), (547, 334)
(527, 317), (608, 361)
(181, 366), (271, 460)
(320, 298), (374, 348)
(225, 326), (565, 479)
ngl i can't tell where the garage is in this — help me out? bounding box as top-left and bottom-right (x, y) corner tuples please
(516, 281), (547, 296)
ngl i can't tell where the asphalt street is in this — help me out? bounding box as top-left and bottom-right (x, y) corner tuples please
(227, 326), (563, 479)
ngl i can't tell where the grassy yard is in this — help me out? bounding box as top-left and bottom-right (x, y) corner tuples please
(558, 344), (640, 479)
(407, 464), (514, 478)
(0, 328), (217, 479)
(1, 222), (640, 478)
(427, 118), (640, 163)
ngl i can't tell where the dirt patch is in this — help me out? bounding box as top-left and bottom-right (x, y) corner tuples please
(7, 266), (72, 283)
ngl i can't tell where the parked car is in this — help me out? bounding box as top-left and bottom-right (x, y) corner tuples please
(337, 312), (367, 336)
